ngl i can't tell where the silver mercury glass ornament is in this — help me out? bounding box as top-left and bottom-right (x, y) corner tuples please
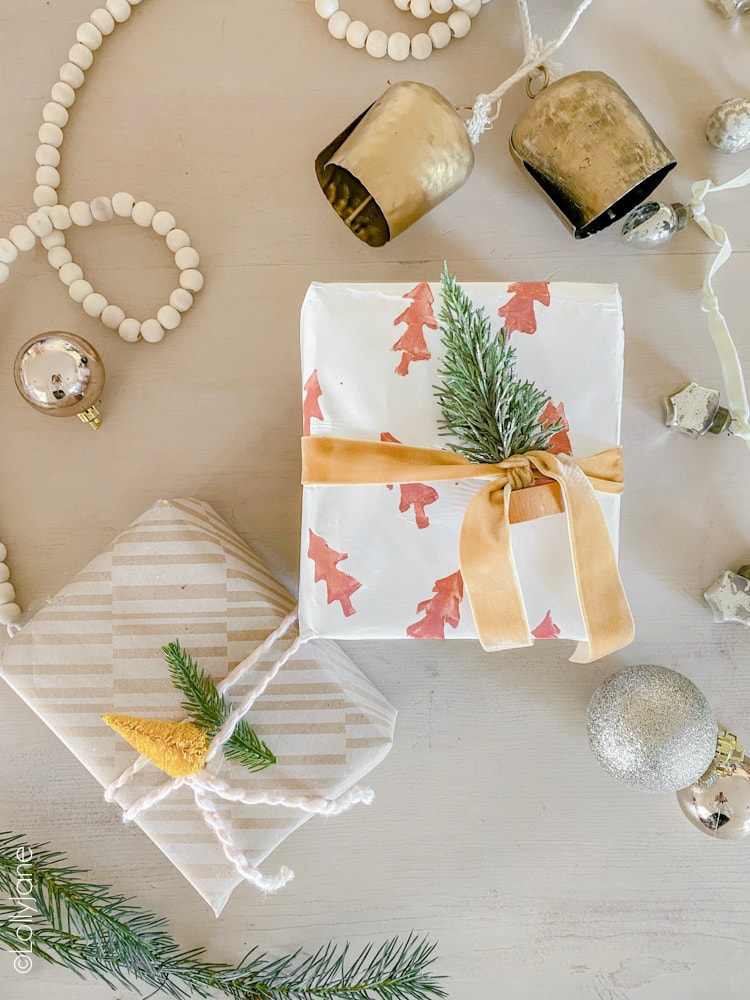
(13, 332), (104, 429)
(707, 0), (750, 16)
(706, 98), (750, 154)
(704, 565), (750, 625)
(664, 381), (732, 437)
(621, 201), (691, 247)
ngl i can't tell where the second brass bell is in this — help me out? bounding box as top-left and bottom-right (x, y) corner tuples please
(316, 81), (474, 248)
(510, 71), (676, 239)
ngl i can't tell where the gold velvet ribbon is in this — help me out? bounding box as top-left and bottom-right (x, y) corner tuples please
(301, 437), (634, 663)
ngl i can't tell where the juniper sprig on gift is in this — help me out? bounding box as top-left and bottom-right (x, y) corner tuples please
(163, 640), (277, 773)
(0, 832), (446, 999)
(436, 265), (563, 464)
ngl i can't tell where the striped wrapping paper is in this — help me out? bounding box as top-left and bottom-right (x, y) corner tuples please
(0, 499), (396, 915)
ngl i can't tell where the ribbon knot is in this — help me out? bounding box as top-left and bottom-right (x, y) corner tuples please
(497, 455), (536, 492)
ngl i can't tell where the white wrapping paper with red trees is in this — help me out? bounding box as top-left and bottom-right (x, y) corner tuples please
(299, 281), (625, 648)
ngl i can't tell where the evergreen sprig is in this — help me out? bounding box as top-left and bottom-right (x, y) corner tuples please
(0, 833), (446, 999)
(435, 265), (562, 463)
(163, 641), (277, 773)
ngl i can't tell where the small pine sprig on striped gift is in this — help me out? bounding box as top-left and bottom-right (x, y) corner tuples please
(162, 640), (276, 773)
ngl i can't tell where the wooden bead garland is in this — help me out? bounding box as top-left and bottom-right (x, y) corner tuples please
(314, 0), (492, 60)
(0, 0), (203, 344)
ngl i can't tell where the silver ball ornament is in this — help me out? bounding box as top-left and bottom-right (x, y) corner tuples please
(587, 665), (718, 793)
(677, 760), (750, 839)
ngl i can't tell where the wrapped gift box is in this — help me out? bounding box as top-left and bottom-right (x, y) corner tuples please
(299, 281), (625, 647)
(0, 499), (396, 915)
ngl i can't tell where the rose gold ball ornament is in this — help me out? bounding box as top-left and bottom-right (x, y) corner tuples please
(14, 332), (104, 429)
(677, 734), (750, 839)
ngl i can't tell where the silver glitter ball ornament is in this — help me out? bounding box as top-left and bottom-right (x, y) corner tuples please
(587, 665), (718, 793)
(677, 758), (750, 839)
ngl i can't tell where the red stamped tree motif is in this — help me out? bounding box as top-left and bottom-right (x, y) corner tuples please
(539, 400), (572, 455)
(302, 370), (324, 436)
(381, 432), (438, 529)
(392, 282), (438, 376)
(407, 571), (464, 639)
(531, 610), (561, 639)
(307, 530), (361, 617)
(497, 282), (551, 337)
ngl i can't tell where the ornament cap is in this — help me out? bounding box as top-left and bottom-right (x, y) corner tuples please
(78, 405), (102, 429)
(707, 404), (732, 435)
(510, 71), (676, 239)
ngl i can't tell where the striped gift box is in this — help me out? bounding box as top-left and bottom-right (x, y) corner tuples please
(0, 498), (396, 915)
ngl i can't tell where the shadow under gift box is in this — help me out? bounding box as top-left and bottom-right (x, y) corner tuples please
(0, 498), (396, 916)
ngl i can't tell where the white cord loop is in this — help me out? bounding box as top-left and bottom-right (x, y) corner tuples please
(465, 0), (596, 144)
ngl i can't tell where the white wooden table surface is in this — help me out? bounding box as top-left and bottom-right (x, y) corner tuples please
(1, 1), (750, 997)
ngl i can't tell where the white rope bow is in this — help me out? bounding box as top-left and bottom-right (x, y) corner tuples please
(104, 609), (374, 894)
(465, 0), (596, 144)
(688, 165), (750, 447)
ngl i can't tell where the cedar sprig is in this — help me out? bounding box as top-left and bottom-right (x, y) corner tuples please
(163, 640), (276, 773)
(0, 833), (446, 999)
(435, 265), (563, 463)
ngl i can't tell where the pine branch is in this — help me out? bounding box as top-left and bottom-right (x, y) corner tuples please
(435, 265), (562, 464)
(0, 833), (446, 999)
(163, 640), (277, 773)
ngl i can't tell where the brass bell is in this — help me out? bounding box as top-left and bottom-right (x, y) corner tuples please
(316, 81), (475, 248)
(510, 71), (676, 239)
(13, 332), (105, 429)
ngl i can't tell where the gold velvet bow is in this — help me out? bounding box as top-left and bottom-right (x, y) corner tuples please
(302, 437), (634, 663)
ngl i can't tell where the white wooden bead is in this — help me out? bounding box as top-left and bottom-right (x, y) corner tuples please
(179, 269), (204, 292)
(174, 246), (200, 269)
(48, 246), (72, 269)
(315, 0), (339, 15)
(76, 22), (103, 50)
(387, 32), (411, 60)
(132, 201), (155, 227)
(60, 62), (85, 88)
(48, 205), (72, 230)
(410, 0), (432, 17)
(59, 261), (83, 285)
(0, 239), (18, 264)
(393, 0), (411, 9)
(101, 304), (125, 329)
(448, 10), (471, 36)
(455, 0), (481, 14)
(42, 102), (69, 128)
(0, 604), (22, 626)
(346, 20), (369, 48)
(83, 292), (108, 317)
(0, 263), (9, 285)
(69, 43), (94, 70)
(36, 165), (61, 188)
(39, 123), (64, 148)
(105, 0), (132, 22)
(118, 317), (141, 342)
(50, 81), (75, 107)
(365, 29), (388, 57)
(156, 305), (181, 330)
(9, 226), (36, 252)
(90, 196), (114, 222)
(141, 318), (164, 343)
(90, 8), (116, 34)
(27, 211), (53, 237)
(166, 228), (190, 251)
(328, 10), (351, 39)
(36, 144), (61, 167)
(41, 230), (65, 249)
(69, 279), (94, 303)
(0, 544), (7, 562)
(169, 288), (193, 312)
(0, 582), (16, 605)
(0, 564), (9, 584)
(152, 210), (176, 235)
(70, 201), (94, 226)
(112, 191), (135, 217)
(411, 33), (433, 59)
(34, 185), (58, 208)
(431, 0), (453, 12)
